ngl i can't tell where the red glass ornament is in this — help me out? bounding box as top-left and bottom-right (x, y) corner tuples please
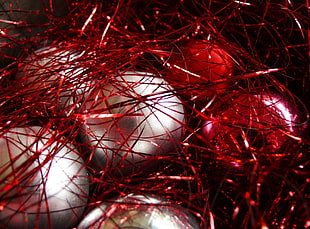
(164, 40), (233, 101)
(202, 90), (307, 157)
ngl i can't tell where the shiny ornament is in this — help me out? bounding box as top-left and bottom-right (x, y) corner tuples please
(202, 91), (308, 156)
(164, 40), (233, 101)
(16, 46), (87, 114)
(0, 126), (89, 229)
(78, 193), (200, 229)
(79, 71), (185, 176)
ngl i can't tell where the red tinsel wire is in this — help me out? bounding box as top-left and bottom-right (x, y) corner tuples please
(0, 0), (309, 228)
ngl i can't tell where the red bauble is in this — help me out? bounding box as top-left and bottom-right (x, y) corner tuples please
(202, 90), (307, 157)
(164, 40), (233, 102)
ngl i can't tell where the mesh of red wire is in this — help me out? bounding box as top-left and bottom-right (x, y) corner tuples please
(0, 0), (309, 228)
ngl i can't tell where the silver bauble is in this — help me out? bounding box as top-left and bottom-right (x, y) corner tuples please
(16, 46), (87, 114)
(0, 126), (89, 229)
(79, 71), (185, 176)
(78, 193), (200, 229)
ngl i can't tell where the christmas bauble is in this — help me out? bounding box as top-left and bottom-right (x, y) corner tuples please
(78, 193), (200, 229)
(16, 46), (87, 114)
(0, 126), (89, 229)
(164, 40), (233, 101)
(79, 71), (185, 176)
(202, 91), (307, 155)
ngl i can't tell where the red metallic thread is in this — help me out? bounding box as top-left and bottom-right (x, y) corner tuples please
(0, 1), (309, 228)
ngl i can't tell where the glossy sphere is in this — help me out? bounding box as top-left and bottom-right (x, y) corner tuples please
(78, 193), (200, 229)
(165, 40), (233, 100)
(202, 91), (308, 156)
(80, 71), (185, 176)
(0, 127), (89, 229)
(16, 46), (86, 114)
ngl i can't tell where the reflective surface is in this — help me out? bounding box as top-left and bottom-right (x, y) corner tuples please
(16, 46), (87, 114)
(202, 91), (308, 155)
(0, 126), (89, 229)
(78, 193), (200, 229)
(164, 40), (233, 102)
(80, 71), (185, 176)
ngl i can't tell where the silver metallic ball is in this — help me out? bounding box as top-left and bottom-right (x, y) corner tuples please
(78, 193), (200, 229)
(16, 46), (87, 115)
(79, 71), (185, 176)
(0, 126), (89, 229)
